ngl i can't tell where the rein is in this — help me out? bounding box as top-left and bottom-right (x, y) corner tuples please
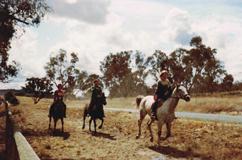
(171, 94), (189, 100)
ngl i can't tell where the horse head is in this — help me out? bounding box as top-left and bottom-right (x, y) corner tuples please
(4, 91), (19, 106)
(173, 85), (190, 102)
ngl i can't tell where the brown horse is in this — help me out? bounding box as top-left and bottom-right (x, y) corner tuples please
(136, 85), (190, 144)
(82, 93), (106, 133)
(48, 101), (66, 133)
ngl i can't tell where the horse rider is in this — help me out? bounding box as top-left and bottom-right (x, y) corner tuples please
(49, 84), (67, 118)
(151, 70), (173, 120)
(88, 79), (105, 117)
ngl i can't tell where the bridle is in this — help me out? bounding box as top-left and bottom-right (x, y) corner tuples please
(170, 86), (190, 100)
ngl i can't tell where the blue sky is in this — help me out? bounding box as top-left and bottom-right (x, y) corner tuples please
(3, 0), (242, 89)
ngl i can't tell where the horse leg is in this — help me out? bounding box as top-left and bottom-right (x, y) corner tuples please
(61, 118), (64, 133)
(48, 116), (52, 129)
(98, 118), (103, 129)
(82, 109), (87, 129)
(147, 119), (154, 142)
(165, 122), (171, 138)
(136, 110), (146, 139)
(89, 118), (92, 132)
(93, 118), (97, 133)
(54, 119), (57, 132)
(157, 121), (163, 145)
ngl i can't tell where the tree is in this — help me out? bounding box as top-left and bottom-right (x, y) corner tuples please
(100, 51), (149, 97)
(100, 51), (131, 88)
(144, 36), (229, 93)
(184, 36), (227, 92)
(77, 73), (101, 97)
(0, 0), (49, 82)
(145, 50), (169, 81)
(22, 77), (53, 104)
(221, 74), (234, 91)
(44, 49), (80, 98)
(168, 48), (191, 85)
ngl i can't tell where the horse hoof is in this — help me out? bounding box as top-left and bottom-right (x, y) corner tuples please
(150, 137), (153, 142)
(165, 135), (170, 139)
(98, 126), (102, 129)
(136, 135), (140, 139)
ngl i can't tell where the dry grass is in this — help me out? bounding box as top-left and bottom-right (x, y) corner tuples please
(177, 96), (242, 115)
(4, 96), (241, 160)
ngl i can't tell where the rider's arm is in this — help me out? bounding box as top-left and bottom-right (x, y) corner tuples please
(154, 81), (161, 100)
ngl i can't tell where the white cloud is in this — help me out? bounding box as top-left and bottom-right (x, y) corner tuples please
(191, 15), (242, 80)
(3, 0), (242, 89)
(47, 0), (110, 24)
(9, 29), (46, 78)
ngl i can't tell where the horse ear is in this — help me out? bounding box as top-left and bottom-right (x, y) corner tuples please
(173, 81), (180, 88)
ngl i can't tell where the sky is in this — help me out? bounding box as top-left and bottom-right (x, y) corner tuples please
(2, 0), (242, 89)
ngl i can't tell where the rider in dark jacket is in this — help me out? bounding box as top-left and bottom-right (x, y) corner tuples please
(151, 70), (173, 120)
(49, 84), (66, 118)
(88, 79), (105, 117)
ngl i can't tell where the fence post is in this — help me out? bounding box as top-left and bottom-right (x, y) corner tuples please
(5, 103), (20, 160)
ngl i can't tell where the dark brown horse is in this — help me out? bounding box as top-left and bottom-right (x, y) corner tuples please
(48, 101), (66, 133)
(0, 91), (19, 106)
(0, 91), (19, 116)
(82, 93), (107, 133)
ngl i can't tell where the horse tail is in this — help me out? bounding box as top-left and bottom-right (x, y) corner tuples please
(136, 95), (144, 109)
(84, 104), (89, 118)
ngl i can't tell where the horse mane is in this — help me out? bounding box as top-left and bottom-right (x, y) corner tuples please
(136, 95), (144, 108)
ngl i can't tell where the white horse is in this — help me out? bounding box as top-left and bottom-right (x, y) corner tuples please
(136, 85), (190, 144)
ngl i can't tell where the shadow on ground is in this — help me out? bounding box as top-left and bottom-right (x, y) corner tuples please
(91, 131), (116, 140)
(22, 128), (70, 140)
(52, 130), (70, 140)
(148, 145), (211, 160)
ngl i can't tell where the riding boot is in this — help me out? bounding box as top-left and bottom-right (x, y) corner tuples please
(151, 101), (158, 120)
